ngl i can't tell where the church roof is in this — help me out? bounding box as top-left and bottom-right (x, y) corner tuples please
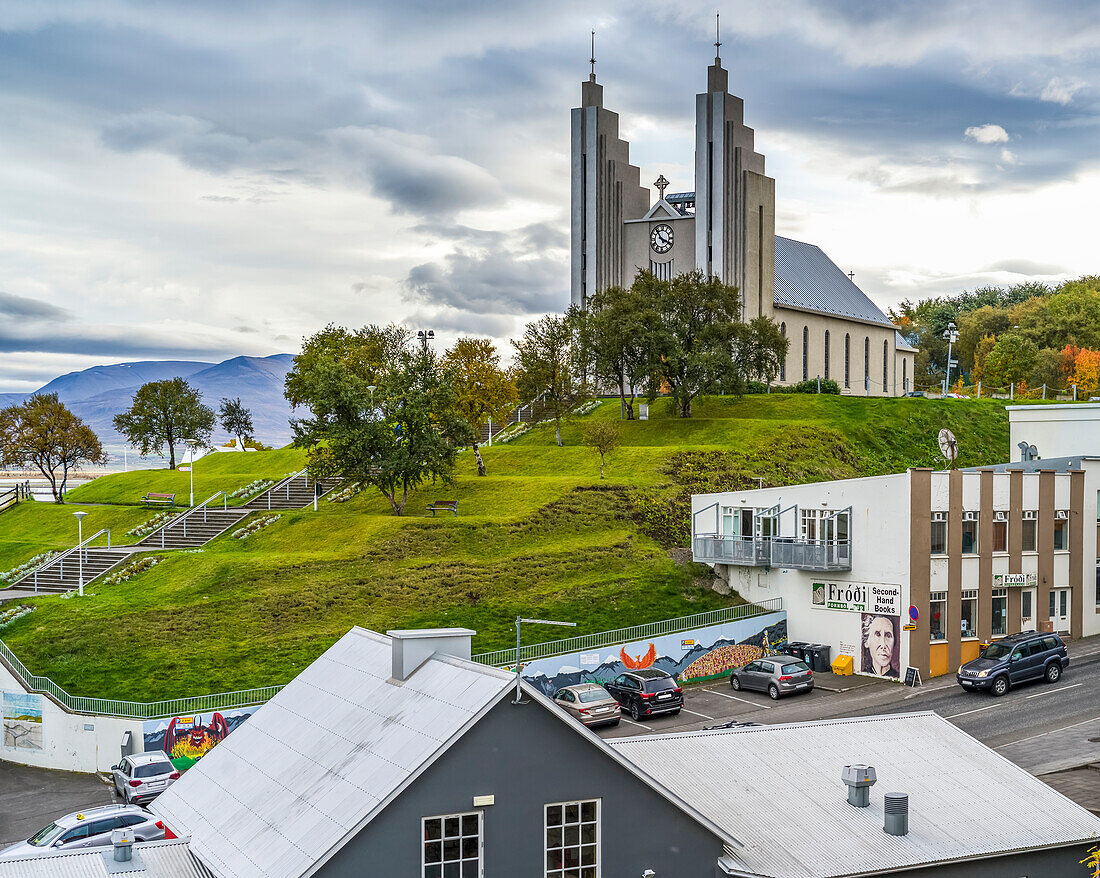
(774, 236), (895, 328)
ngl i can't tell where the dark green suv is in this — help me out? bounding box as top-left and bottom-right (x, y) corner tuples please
(956, 631), (1069, 696)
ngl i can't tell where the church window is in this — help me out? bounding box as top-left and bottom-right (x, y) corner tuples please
(903, 357), (908, 392)
(864, 337), (870, 390)
(883, 339), (889, 393)
(844, 334), (850, 389)
(780, 323), (786, 381)
(802, 327), (809, 381)
(824, 331), (830, 379)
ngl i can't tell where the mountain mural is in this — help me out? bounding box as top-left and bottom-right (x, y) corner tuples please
(0, 354), (297, 459)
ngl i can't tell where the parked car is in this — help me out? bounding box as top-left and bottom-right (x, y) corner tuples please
(957, 631), (1069, 696)
(112, 752), (180, 805)
(730, 655), (814, 700)
(0, 804), (166, 861)
(552, 683), (621, 727)
(605, 669), (683, 721)
(905, 390), (926, 398)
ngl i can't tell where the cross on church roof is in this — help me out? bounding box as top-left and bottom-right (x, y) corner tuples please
(715, 11), (721, 62)
(654, 175), (670, 199)
(589, 29), (596, 81)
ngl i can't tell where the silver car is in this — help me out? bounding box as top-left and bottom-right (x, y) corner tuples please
(0, 804), (165, 861)
(730, 654), (814, 700)
(112, 752), (180, 804)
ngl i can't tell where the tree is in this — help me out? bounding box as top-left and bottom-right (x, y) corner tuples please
(983, 334), (1039, 389)
(112, 378), (214, 470)
(638, 270), (743, 417)
(442, 337), (518, 476)
(513, 313), (587, 446)
(288, 325), (469, 515)
(969, 334), (997, 386)
(956, 306), (1011, 374)
(1029, 348), (1064, 393)
(584, 286), (653, 419)
(732, 316), (789, 387)
(219, 398), (254, 448)
(1070, 348), (1100, 396)
(582, 420), (621, 479)
(0, 394), (107, 503)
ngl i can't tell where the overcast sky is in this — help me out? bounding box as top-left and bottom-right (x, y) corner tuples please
(2, 0), (1099, 392)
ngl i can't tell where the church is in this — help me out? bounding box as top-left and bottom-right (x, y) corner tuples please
(570, 43), (916, 395)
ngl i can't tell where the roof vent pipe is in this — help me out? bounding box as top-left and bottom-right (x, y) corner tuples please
(112, 828), (135, 862)
(841, 763), (877, 807)
(884, 792), (909, 836)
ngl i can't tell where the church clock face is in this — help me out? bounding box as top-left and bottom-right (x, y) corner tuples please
(650, 223), (674, 254)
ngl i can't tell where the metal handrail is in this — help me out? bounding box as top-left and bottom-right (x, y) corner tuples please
(261, 469), (308, 510)
(473, 599), (784, 667)
(150, 490), (228, 548)
(0, 637), (282, 719)
(28, 528), (111, 592)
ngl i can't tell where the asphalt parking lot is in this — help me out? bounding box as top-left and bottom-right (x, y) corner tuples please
(0, 762), (113, 848)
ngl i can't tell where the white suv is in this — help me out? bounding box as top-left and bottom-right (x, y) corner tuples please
(112, 752), (180, 804)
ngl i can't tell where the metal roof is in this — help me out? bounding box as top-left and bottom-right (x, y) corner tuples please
(150, 628), (514, 878)
(774, 236), (895, 328)
(610, 712), (1100, 878)
(894, 330), (917, 353)
(0, 840), (212, 878)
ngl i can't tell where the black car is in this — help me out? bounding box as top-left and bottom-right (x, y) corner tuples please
(604, 669), (683, 721)
(957, 631), (1069, 696)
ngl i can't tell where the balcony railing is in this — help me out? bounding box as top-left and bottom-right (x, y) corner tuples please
(693, 534), (851, 571)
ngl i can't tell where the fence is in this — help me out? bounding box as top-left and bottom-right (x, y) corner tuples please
(0, 637), (283, 720)
(0, 483), (31, 513)
(472, 599), (784, 667)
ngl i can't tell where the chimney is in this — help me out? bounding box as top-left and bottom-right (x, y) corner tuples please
(388, 628), (475, 682)
(112, 827), (135, 862)
(884, 792), (909, 836)
(841, 763), (877, 807)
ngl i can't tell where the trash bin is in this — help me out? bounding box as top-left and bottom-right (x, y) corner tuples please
(784, 641), (809, 662)
(808, 644), (832, 673)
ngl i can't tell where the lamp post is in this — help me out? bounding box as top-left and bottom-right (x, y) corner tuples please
(72, 511), (88, 597)
(416, 329), (435, 352)
(185, 438), (200, 506)
(942, 322), (959, 396)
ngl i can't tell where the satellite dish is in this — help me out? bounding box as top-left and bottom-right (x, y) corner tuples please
(938, 428), (958, 467)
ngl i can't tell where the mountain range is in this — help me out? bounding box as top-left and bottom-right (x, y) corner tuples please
(0, 354), (297, 461)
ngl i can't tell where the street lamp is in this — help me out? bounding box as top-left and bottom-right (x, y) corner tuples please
(185, 438), (200, 506)
(72, 511), (88, 597)
(416, 329), (435, 352)
(942, 322), (959, 396)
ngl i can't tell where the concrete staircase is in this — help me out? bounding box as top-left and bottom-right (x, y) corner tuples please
(16, 547), (132, 594)
(478, 393), (553, 442)
(138, 507), (249, 550)
(242, 472), (323, 511)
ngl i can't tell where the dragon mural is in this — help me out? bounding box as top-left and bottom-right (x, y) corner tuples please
(161, 713), (230, 770)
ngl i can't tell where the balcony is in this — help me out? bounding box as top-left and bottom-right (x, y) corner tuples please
(692, 534), (851, 571)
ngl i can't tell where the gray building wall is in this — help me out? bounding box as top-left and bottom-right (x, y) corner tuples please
(901, 843), (1097, 878)
(317, 696), (726, 878)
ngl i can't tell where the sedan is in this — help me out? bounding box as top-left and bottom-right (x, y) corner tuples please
(0, 805), (165, 861)
(730, 655), (814, 700)
(552, 683), (620, 727)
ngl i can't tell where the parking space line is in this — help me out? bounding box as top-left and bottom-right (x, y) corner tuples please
(1025, 683), (1082, 699)
(618, 717), (657, 733)
(946, 703), (1003, 719)
(679, 708), (714, 720)
(706, 689), (772, 709)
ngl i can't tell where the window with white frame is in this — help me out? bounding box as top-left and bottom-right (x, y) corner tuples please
(930, 513), (947, 555)
(930, 591), (947, 640)
(422, 812), (482, 878)
(992, 587), (1008, 636)
(1054, 512), (1068, 550)
(1022, 511), (1037, 552)
(961, 589), (978, 638)
(545, 800), (599, 878)
(992, 514), (1007, 553)
(961, 513), (978, 554)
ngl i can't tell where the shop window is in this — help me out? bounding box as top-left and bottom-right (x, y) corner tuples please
(1054, 516), (1067, 550)
(930, 515), (947, 555)
(961, 517), (978, 554)
(992, 519), (1007, 553)
(545, 800), (599, 878)
(992, 588), (1008, 636)
(1022, 513), (1037, 552)
(423, 812), (482, 878)
(961, 589), (978, 638)
(930, 591), (947, 640)
(1022, 589), (1033, 623)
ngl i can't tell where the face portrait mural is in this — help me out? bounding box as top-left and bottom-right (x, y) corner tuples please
(861, 613), (900, 678)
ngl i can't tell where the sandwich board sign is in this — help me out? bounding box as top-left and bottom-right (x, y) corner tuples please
(904, 666), (922, 688)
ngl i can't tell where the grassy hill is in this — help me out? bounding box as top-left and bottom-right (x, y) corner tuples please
(0, 394), (1011, 701)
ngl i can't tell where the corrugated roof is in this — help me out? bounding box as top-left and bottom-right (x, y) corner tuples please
(611, 712), (1100, 878)
(0, 840), (212, 878)
(151, 628), (514, 878)
(774, 236), (895, 327)
(895, 330), (917, 353)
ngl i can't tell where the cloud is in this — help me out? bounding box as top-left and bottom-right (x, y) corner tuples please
(0, 291), (70, 321)
(964, 124), (1010, 144)
(0, 323), (254, 359)
(986, 258), (1066, 275)
(1040, 76), (1086, 104)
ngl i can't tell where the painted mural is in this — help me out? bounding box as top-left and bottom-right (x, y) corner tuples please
(143, 707), (258, 771)
(3, 691), (43, 751)
(519, 611), (787, 696)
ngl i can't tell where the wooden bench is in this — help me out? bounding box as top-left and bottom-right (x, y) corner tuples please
(141, 492), (176, 508)
(426, 500), (458, 517)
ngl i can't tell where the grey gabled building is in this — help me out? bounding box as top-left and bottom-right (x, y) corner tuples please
(151, 627), (1100, 878)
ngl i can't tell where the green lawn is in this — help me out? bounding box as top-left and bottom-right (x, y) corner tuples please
(0, 503), (155, 574)
(0, 393), (1013, 701)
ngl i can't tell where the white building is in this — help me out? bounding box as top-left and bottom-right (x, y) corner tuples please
(1009, 402), (1100, 460)
(692, 461), (1096, 680)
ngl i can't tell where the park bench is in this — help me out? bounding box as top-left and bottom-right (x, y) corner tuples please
(141, 492), (176, 508)
(426, 500), (459, 517)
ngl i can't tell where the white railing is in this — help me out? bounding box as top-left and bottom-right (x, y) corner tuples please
(259, 469), (308, 509)
(26, 528), (112, 592)
(472, 599), (784, 667)
(693, 534), (851, 571)
(148, 490), (228, 547)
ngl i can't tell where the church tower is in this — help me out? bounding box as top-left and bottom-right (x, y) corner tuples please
(693, 51), (775, 320)
(569, 41), (649, 308)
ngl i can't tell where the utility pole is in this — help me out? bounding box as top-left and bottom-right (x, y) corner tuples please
(942, 322), (959, 395)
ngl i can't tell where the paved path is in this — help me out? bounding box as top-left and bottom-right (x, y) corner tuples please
(0, 763), (113, 848)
